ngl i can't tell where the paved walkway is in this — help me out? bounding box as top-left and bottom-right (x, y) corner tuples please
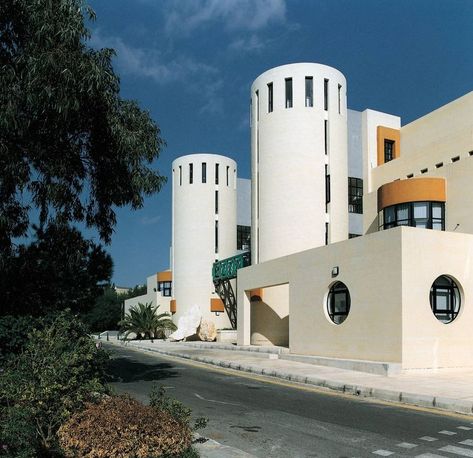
(103, 338), (473, 416)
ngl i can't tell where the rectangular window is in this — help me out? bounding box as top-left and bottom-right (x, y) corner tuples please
(452, 156), (460, 162)
(215, 190), (218, 214)
(421, 168), (428, 174)
(179, 166), (182, 186)
(305, 77), (313, 107)
(215, 220), (219, 254)
(237, 225), (251, 251)
(325, 165), (330, 208)
(226, 166), (229, 186)
(349, 233), (361, 239)
(384, 139), (394, 162)
(215, 163), (219, 184)
(202, 162), (207, 183)
(267, 82), (273, 113)
(158, 281), (172, 297)
(189, 163), (193, 184)
(324, 120), (329, 154)
(255, 90), (259, 121)
(285, 78), (293, 108)
(324, 79), (329, 111)
(338, 84), (342, 114)
(325, 223), (329, 245)
(348, 177), (363, 214)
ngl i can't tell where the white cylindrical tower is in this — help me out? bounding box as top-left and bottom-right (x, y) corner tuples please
(172, 153), (237, 329)
(251, 63), (348, 264)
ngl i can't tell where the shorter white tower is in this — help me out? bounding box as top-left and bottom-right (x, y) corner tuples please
(172, 153), (237, 329)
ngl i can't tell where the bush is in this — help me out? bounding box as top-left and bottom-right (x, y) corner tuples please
(0, 311), (109, 456)
(57, 395), (192, 458)
(0, 315), (39, 362)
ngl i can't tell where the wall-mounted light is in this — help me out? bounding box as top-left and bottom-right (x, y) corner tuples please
(332, 266), (339, 277)
(215, 312), (220, 316)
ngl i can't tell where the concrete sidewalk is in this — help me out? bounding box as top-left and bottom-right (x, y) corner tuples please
(106, 338), (473, 416)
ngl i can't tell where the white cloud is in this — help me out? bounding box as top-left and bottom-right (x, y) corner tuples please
(90, 30), (218, 85)
(164, 0), (286, 35)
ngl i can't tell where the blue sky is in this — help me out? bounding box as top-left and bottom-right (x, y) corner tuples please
(87, 0), (473, 287)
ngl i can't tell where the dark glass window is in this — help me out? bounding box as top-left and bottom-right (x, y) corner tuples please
(327, 282), (350, 324)
(215, 220), (218, 254)
(215, 163), (219, 185)
(430, 275), (460, 323)
(348, 177), (363, 214)
(179, 166), (182, 186)
(202, 162), (207, 183)
(158, 281), (172, 297)
(226, 166), (229, 186)
(215, 190), (218, 214)
(338, 84), (342, 114)
(384, 139), (394, 162)
(268, 82), (273, 112)
(285, 78), (293, 108)
(237, 225), (251, 251)
(325, 222), (329, 246)
(324, 78), (329, 111)
(325, 165), (330, 208)
(305, 77), (313, 107)
(349, 233), (361, 239)
(379, 201), (445, 231)
(189, 163), (193, 184)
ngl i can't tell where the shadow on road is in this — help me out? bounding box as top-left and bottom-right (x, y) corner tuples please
(107, 357), (181, 383)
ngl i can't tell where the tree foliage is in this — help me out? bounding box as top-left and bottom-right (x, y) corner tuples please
(0, 311), (110, 456)
(120, 302), (177, 340)
(0, 222), (113, 316)
(0, 0), (166, 252)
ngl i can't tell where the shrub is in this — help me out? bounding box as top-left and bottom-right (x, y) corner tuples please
(120, 302), (177, 340)
(0, 315), (39, 362)
(57, 395), (192, 458)
(0, 311), (109, 456)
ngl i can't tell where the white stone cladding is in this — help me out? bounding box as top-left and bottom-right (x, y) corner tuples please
(251, 63), (348, 264)
(172, 153), (237, 329)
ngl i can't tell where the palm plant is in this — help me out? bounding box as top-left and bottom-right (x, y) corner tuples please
(119, 302), (177, 341)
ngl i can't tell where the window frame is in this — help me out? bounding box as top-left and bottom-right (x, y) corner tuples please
(430, 275), (460, 324)
(305, 76), (313, 107)
(327, 281), (351, 325)
(267, 82), (273, 113)
(379, 201), (445, 231)
(285, 78), (293, 108)
(384, 139), (394, 163)
(348, 177), (363, 214)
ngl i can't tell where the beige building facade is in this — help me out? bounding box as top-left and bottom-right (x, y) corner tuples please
(237, 63), (473, 371)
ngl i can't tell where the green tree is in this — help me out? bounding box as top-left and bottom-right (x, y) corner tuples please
(0, 311), (110, 456)
(1, 222), (112, 316)
(120, 302), (177, 340)
(0, 0), (166, 251)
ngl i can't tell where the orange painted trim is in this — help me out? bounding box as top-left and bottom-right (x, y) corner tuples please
(170, 299), (176, 314)
(249, 288), (263, 302)
(377, 126), (400, 165)
(210, 298), (225, 312)
(157, 270), (172, 282)
(377, 177), (446, 212)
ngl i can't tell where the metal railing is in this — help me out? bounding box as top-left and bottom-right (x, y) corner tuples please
(212, 251), (251, 282)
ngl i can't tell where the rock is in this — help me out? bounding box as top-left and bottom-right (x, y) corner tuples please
(198, 320), (217, 342)
(169, 304), (202, 341)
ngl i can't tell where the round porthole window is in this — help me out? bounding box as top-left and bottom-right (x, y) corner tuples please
(429, 275), (461, 324)
(327, 282), (351, 324)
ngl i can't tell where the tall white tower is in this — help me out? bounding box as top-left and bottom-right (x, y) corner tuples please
(251, 63), (348, 264)
(172, 153), (237, 329)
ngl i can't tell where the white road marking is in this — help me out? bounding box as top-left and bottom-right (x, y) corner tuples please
(397, 442), (418, 449)
(420, 436), (439, 442)
(414, 454), (447, 458)
(460, 439), (473, 446)
(194, 393), (240, 406)
(372, 451), (394, 456)
(458, 427), (473, 431)
(439, 445), (473, 457)
(439, 430), (457, 436)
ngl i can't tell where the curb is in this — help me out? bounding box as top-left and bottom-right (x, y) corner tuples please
(112, 341), (473, 417)
(193, 434), (256, 458)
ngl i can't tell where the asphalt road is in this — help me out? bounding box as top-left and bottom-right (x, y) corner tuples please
(105, 343), (473, 458)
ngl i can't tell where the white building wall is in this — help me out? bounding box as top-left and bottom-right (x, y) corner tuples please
(347, 109), (363, 236)
(251, 63), (348, 264)
(237, 178), (251, 227)
(172, 153), (237, 329)
(124, 274), (171, 315)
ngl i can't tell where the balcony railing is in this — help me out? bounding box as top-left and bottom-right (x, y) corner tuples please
(212, 251), (251, 282)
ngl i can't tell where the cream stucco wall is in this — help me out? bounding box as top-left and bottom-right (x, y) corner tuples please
(251, 63), (348, 264)
(238, 227), (473, 369)
(124, 274), (171, 315)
